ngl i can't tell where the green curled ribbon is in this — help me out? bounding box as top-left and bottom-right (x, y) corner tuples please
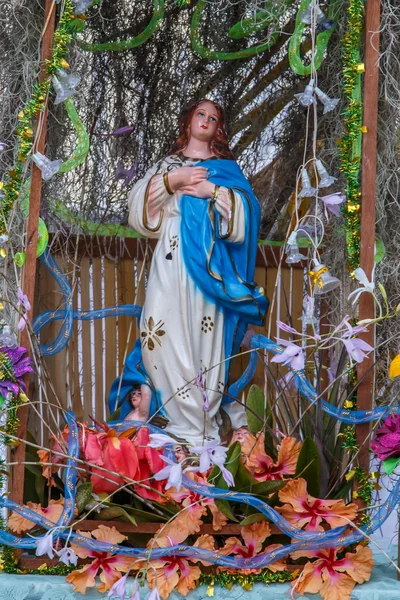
(78, 0), (164, 52)
(191, 0), (283, 61)
(228, 0), (295, 40)
(289, 0), (338, 76)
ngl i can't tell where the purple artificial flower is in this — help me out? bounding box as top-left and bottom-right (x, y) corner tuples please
(320, 193), (346, 219)
(153, 455), (183, 490)
(57, 546), (78, 566)
(17, 316), (27, 331)
(148, 433), (177, 448)
(99, 125), (135, 137)
(115, 161), (138, 186)
(0, 345), (34, 399)
(278, 371), (298, 393)
(277, 320), (298, 335)
(194, 367), (209, 412)
(340, 316), (373, 364)
(327, 354), (339, 386)
(17, 288), (31, 311)
(271, 338), (305, 371)
(108, 573), (129, 600)
(191, 440), (234, 487)
(35, 531), (55, 559)
(129, 582), (140, 600)
(371, 414), (400, 461)
(147, 588), (161, 600)
(341, 338), (374, 364)
(241, 325), (256, 348)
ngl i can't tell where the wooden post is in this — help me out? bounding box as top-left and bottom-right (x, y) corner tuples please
(356, 0), (380, 474)
(10, 0), (56, 507)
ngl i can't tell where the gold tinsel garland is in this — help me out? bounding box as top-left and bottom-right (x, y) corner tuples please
(0, 0), (78, 235)
(339, 0), (365, 273)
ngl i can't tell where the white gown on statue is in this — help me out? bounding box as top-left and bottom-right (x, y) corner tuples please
(128, 153), (247, 445)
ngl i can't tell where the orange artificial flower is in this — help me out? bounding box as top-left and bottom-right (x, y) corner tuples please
(234, 431), (301, 481)
(166, 471), (228, 534)
(219, 521), (286, 574)
(136, 521), (215, 599)
(66, 525), (132, 594)
(8, 498), (65, 534)
(277, 477), (358, 531)
(291, 544), (374, 600)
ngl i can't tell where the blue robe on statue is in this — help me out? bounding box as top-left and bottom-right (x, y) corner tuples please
(108, 157), (268, 434)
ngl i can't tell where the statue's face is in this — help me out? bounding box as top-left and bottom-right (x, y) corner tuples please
(189, 101), (219, 143)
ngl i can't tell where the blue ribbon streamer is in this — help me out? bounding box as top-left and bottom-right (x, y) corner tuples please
(229, 334), (400, 424)
(33, 249), (141, 356)
(1, 412), (399, 570)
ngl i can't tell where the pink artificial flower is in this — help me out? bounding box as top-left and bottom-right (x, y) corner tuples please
(271, 338), (305, 370)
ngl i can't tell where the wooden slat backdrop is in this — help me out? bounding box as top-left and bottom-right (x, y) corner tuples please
(31, 236), (306, 442)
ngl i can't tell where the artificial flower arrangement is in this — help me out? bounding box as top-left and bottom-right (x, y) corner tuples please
(6, 411), (375, 600)
(5, 271), (399, 600)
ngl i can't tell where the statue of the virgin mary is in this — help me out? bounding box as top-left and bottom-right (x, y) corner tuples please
(108, 99), (268, 445)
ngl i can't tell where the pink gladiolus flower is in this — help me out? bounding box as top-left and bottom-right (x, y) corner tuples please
(84, 428), (140, 495)
(271, 338), (305, 370)
(342, 337), (374, 363)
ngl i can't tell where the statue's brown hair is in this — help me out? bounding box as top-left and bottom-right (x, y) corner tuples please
(171, 99), (235, 160)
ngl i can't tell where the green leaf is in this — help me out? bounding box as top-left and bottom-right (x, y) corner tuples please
(76, 482), (93, 513)
(246, 384), (265, 434)
(233, 462), (254, 492)
(374, 238), (385, 264)
(240, 512), (269, 526)
(383, 456), (400, 475)
(109, 407), (121, 421)
(378, 282), (388, 306)
(96, 506), (137, 526)
(215, 499), (239, 522)
(103, 502), (167, 523)
(295, 437), (320, 497)
(251, 479), (288, 497)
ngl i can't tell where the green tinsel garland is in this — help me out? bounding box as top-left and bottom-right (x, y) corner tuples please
(0, 0), (78, 235)
(339, 0), (365, 273)
(199, 569), (295, 590)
